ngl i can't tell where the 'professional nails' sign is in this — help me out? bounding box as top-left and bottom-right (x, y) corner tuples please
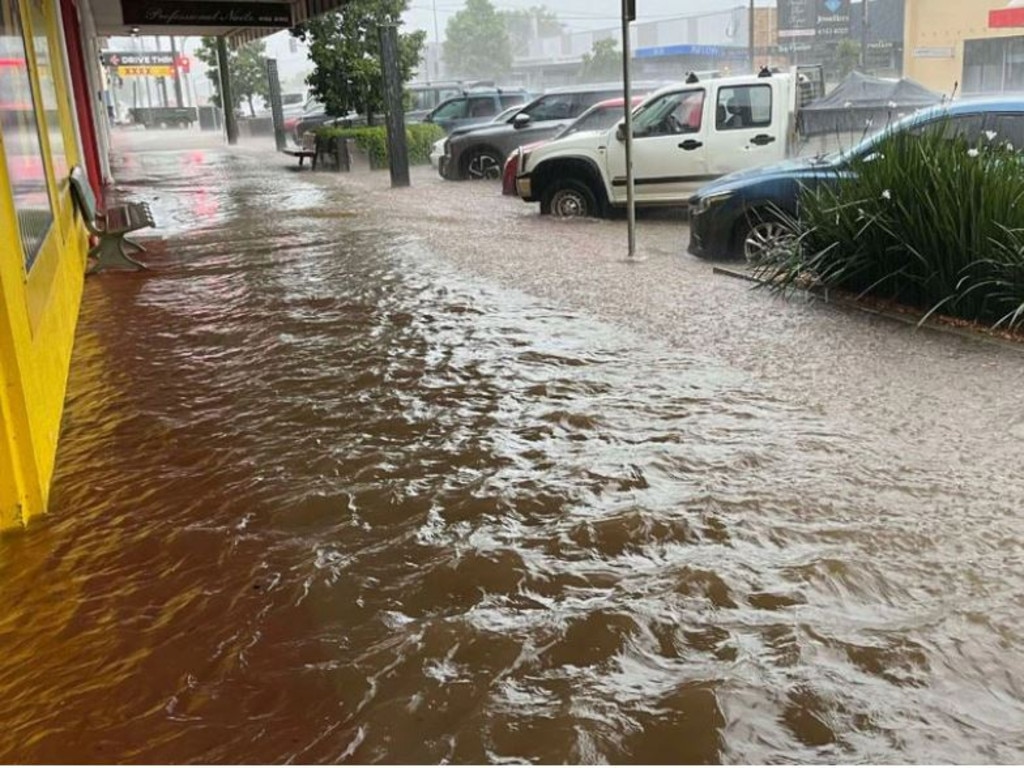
(120, 0), (292, 27)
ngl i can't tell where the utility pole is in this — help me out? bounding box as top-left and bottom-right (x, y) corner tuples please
(380, 24), (410, 187)
(621, 0), (636, 259)
(432, 0), (441, 80)
(749, 0), (756, 72)
(169, 35), (184, 108)
(217, 36), (238, 145)
(860, 0), (869, 70)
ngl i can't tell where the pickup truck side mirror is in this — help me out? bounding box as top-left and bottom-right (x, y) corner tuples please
(615, 122), (626, 141)
(513, 113), (532, 130)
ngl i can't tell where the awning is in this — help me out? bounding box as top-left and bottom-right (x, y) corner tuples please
(990, 0), (1024, 28)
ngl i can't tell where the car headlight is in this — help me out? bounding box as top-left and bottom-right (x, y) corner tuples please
(694, 190), (734, 213)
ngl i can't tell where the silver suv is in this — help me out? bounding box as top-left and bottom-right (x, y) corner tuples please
(439, 83), (660, 181)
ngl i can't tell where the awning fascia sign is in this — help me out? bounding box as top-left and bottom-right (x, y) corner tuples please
(120, 0), (293, 27)
(990, 1), (1024, 28)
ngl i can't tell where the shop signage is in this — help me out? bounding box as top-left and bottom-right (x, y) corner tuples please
(120, 0), (292, 27)
(913, 47), (955, 58)
(102, 51), (175, 66)
(990, 2), (1024, 28)
(778, 0), (815, 39)
(117, 65), (175, 77)
(779, 0), (850, 41)
(816, 0), (850, 41)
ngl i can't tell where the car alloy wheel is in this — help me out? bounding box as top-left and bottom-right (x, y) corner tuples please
(742, 218), (795, 264)
(465, 150), (502, 180)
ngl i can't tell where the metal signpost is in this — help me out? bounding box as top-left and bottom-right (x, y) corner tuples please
(621, 0), (637, 259)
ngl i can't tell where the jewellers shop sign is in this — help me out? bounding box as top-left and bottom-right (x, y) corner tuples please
(120, 0), (292, 27)
(779, 0), (850, 41)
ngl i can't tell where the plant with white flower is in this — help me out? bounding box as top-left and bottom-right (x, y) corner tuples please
(881, 189), (892, 200)
(984, 130), (998, 141)
(968, 147), (980, 158)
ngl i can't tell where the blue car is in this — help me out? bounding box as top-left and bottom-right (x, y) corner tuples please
(687, 96), (1024, 262)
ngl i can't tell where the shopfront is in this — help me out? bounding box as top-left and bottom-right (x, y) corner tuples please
(1, 0), (91, 528)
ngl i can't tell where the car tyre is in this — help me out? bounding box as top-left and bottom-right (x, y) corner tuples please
(463, 148), (503, 180)
(735, 209), (796, 264)
(543, 178), (599, 219)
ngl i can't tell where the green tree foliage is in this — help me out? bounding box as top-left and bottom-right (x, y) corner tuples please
(579, 38), (622, 83)
(502, 5), (561, 57)
(443, 0), (513, 79)
(291, 0), (425, 123)
(836, 38), (861, 78)
(194, 38), (270, 117)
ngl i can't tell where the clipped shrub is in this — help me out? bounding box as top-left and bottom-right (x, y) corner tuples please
(757, 125), (1024, 330)
(314, 123), (445, 167)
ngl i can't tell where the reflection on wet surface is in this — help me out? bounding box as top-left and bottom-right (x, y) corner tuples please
(0, 130), (1022, 763)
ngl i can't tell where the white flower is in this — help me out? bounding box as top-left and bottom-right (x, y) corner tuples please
(984, 130), (998, 141)
(1007, 142), (1015, 152)
(881, 189), (892, 200)
(968, 147), (980, 158)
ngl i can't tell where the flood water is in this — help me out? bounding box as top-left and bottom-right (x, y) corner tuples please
(0, 131), (1022, 763)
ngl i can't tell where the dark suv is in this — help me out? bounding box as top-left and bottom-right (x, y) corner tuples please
(422, 87), (531, 134)
(439, 83), (658, 180)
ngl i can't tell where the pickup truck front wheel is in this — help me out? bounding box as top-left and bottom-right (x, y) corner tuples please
(542, 179), (599, 219)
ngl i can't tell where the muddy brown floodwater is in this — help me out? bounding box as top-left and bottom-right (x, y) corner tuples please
(0, 130), (1022, 763)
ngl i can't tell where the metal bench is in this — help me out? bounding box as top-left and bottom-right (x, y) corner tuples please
(69, 166), (154, 274)
(282, 132), (317, 168)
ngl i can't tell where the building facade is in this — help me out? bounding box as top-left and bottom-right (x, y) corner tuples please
(904, 0), (1024, 95)
(1, 0), (93, 528)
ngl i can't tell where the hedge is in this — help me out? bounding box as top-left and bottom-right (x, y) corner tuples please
(314, 124), (445, 167)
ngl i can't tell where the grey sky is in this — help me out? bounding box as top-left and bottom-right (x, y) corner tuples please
(401, 0), (757, 43)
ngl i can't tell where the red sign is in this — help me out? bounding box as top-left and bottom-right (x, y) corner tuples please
(990, 6), (1024, 27)
(174, 54), (190, 73)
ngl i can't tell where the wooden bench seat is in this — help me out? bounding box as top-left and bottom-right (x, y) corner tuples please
(283, 133), (317, 168)
(69, 166), (155, 274)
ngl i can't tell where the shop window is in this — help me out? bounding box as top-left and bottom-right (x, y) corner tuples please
(1, 0), (55, 269)
(27, 0), (66, 182)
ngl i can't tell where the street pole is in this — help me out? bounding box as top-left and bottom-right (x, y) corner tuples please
(749, 0), (756, 72)
(432, 0), (441, 80)
(621, 0), (636, 259)
(860, 0), (869, 70)
(217, 36), (238, 145)
(266, 57), (286, 151)
(379, 24), (410, 187)
(169, 35), (184, 107)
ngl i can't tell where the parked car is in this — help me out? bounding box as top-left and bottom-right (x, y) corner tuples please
(422, 87), (531, 134)
(406, 80), (486, 122)
(502, 96), (646, 195)
(438, 83), (659, 181)
(291, 97), (371, 143)
(515, 70), (806, 218)
(431, 104), (522, 169)
(686, 97), (1021, 262)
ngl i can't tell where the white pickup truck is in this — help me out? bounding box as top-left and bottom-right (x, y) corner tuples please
(515, 69), (806, 218)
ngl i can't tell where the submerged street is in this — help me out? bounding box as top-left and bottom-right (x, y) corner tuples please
(0, 129), (1022, 762)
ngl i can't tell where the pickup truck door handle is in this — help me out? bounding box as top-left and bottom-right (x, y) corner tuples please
(678, 139), (703, 151)
(750, 134), (776, 146)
